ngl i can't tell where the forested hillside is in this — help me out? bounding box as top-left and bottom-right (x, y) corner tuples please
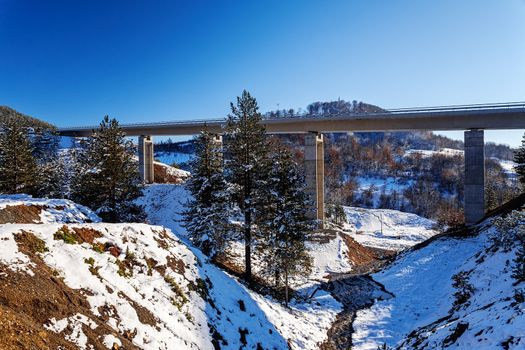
(0, 106), (56, 130)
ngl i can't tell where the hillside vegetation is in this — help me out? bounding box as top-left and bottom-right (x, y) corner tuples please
(0, 106), (56, 131)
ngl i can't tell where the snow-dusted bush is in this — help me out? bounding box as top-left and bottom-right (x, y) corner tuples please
(451, 271), (475, 311)
(491, 210), (525, 252)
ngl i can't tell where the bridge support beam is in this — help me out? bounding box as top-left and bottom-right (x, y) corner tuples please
(464, 129), (485, 225)
(138, 135), (154, 184)
(212, 134), (223, 147)
(305, 133), (325, 228)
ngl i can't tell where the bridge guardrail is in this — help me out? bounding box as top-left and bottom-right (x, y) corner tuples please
(58, 102), (525, 131)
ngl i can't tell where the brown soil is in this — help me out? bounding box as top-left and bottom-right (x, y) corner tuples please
(117, 293), (159, 330)
(338, 232), (396, 275)
(167, 256), (186, 275)
(0, 205), (42, 224)
(71, 227), (103, 244)
(0, 231), (139, 350)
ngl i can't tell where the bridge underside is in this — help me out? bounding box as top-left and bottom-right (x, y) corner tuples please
(64, 103), (525, 227)
(137, 129), (487, 227)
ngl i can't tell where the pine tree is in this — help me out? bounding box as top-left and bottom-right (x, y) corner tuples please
(512, 236), (525, 284)
(71, 116), (145, 222)
(36, 155), (67, 198)
(183, 128), (235, 258)
(224, 90), (268, 282)
(34, 132), (67, 198)
(258, 143), (313, 305)
(514, 133), (525, 188)
(0, 120), (38, 194)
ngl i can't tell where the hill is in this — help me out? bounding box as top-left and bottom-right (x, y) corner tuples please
(351, 204), (525, 349)
(0, 194), (342, 350)
(0, 106), (56, 130)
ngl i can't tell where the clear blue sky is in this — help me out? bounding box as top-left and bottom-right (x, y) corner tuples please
(1, 0), (524, 146)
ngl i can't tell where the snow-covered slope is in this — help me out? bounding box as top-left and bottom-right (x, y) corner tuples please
(137, 184), (342, 349)
(343, 206), (438, 251)
(137, 184), (189, 235)
(0, 193), (295, 349)
(352, 208), (525, 349)
(0, 194), (101, 224)
(0, 190), (343, 349)
(154, 161), (190, 184)
(155, 151), (194, 167)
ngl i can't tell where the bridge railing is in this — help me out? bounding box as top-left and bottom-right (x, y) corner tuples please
(58, 101), (525, 131)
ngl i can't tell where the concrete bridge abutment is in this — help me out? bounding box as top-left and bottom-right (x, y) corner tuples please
(304, 132), (325, 228)
(138, 135), (154, 184)
(464, 129), (485, 225)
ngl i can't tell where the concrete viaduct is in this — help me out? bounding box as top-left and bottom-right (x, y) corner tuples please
(59, 102), (525, 226)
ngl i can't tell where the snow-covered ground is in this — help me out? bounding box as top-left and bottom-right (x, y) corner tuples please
(352, 210), (525, 349)
(405, 148), (464, 158)
(136, 184), (189, 236)
(494, 158), (518, 179)
(307, 234), (353, 280)
(0, 194), (101, 224)
(155, 151), (194, 166)
(137, 184), (343, 349)
(343, 206), (438, 251)
(0, 195), (294, 349)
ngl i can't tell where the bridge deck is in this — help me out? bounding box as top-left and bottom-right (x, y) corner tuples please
(59, 102), (525, 137)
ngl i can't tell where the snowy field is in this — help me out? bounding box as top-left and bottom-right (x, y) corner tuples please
(343, 206), (438, 251)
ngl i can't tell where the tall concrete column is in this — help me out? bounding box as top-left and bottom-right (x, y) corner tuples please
(212, 134), (223, 147)
(464, 129), (485, 225)
(138, 135), (154, 184)
(304, 133), (325, 228)
(212, 134), (223, 163)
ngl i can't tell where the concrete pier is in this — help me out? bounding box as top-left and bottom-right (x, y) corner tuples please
(212, 134), (223, 147)
(138, 135), (154, 184)
(464, 129), (485, 225)
(304, 133), (325, 227)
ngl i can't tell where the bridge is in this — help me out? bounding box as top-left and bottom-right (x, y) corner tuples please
(59, 102), (525, 226)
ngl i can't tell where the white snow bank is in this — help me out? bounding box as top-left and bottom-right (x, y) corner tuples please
(307, 235), (353, 280)
(405, 148), (464, 158)
(0, 194), (100, 223)
(344, 206), (438, 251)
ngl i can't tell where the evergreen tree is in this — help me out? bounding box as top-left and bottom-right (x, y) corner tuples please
(224, 90), (268, 281)
(71, 116), (145, 222)
(513, 234), (525, 284)
(258, 143), (313, 305)
(33, 132), (67, 198)
(183, 128), (235, 258)
(0, 120), (38, 194)
(514, 133), (525, 188)
(36, 155), (67, 198)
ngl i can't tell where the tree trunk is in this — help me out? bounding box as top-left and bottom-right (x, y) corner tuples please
(244, 209), (252, 282)
(284, 265), (289, 308)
